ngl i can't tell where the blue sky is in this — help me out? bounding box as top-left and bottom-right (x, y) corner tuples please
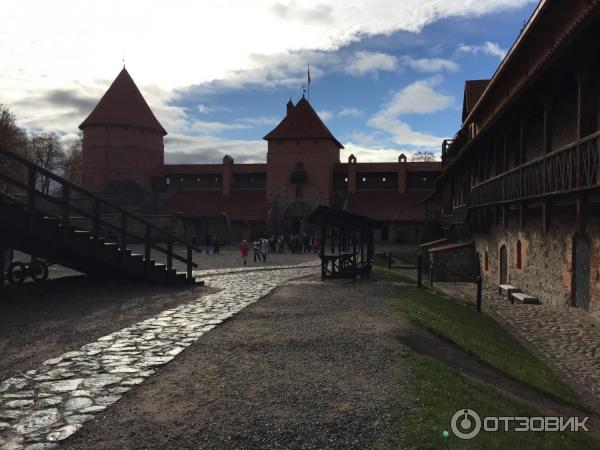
(1, 0), (538, 163)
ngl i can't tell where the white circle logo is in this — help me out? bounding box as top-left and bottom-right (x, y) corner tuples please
(451, 409), (482, 440)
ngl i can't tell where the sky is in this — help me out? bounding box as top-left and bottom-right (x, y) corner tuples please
(0, 0), (539, 164)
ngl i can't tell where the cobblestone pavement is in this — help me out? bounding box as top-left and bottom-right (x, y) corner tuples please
(436, 282), (600, 405)
(0, 261), (320, 449)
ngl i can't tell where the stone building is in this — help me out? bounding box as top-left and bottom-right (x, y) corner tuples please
(80, 68), (441, 243)
(430, 0), (600, 314)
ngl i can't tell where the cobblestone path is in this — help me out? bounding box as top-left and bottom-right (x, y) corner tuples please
(437, 282), (600, 403)
(0, 262), (319, 449)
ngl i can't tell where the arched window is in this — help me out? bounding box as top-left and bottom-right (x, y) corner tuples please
(516, 240), (522, 269)
(484, 251), (489, 272)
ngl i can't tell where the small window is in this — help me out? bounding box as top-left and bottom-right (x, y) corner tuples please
(484, 251), (489, 271)
(516, 240), (522, 269)
(382, 177), (386, 182)
(362, 177), (366, 182)
(344, 177), (348, 183)
(166, 177), (170, 185)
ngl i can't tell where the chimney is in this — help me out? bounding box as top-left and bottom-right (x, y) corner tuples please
(398, 153), (407, 194)
(348, 154), (357, 194)
(222, 155), (234, 196)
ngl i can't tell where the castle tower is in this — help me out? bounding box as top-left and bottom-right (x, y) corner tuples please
(79, 68), (166, 192)
(264, 97), (343, 222)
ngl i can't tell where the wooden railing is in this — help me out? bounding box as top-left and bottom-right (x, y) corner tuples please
(470, 131), (600, 207)
(0, 146), (200, 281)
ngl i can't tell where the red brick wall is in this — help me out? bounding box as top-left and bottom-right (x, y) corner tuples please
(82, 124), (164, 192)
(266, 138), (340, 209)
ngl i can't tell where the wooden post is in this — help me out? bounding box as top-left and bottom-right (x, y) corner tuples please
(476, 276), (482, 312)
(187, 245), (193, 282)
(167, 236), (174, 282)
(93, 198), (100, 240)
(120, 212), (127, 263)
(27, 166), (36, 229)
(144, 224), (151, 261)
(417, 253), (422, 288)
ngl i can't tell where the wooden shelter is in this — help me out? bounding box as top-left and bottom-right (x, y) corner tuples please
(308, 206), (383, 281)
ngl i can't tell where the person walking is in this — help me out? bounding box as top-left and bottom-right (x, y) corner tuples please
(240, 240), (249, 266)
(203, 234), (211, 255)
(253, 238), (261, 263)
(261, 237), (269, 263)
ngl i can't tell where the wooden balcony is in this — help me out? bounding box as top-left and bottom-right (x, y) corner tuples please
(470, 131), (600, 208)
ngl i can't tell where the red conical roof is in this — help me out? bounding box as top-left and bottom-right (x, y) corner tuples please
(79, 68), (167, 135)
(263, 97), (343, 148)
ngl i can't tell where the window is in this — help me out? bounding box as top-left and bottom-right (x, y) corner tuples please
(344, 177), (348, 182)
(166, 177), (170, 185)
(516, 240), (522, 269)
(484, 251), (489, 271)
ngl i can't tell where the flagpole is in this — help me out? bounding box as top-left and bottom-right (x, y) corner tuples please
(307, 64), (311, 102)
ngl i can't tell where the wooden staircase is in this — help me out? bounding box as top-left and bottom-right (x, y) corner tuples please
(0, 147), (199, 285)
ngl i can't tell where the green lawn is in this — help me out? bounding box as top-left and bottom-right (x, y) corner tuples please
(384, 354), (598, 449)
(389, 273), (579, 408)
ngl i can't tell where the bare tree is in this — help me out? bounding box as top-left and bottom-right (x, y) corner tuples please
(62, 133), (83, 186)
(29, 133), (65, 194)
(411, 151), (436, 162)
(0, 104), (30, 192)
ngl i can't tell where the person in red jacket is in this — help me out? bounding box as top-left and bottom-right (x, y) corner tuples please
(240, 240), (249, 266)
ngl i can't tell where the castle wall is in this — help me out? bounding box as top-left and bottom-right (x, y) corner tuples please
(475, 209), (600, 314)
(266, 139), (339, 211)
(82, 125), (164, 192)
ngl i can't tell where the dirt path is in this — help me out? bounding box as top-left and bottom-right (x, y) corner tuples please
(0, 276), (212, 380)
(62, 273), (411, 450)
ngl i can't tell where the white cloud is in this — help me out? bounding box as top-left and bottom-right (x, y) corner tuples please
(373, 76), (453, 117)
(317, 110), (334, 121)
(367, 77), (452, 147)
(457, 41), (507, 60)
(342, 142), (440, 162)
(339, 107), (363, 117)
(164, 134), (266, 164)
(345, 51), (398, 76)
(196, 104), (211, 114)
(402, 56), (459, 73)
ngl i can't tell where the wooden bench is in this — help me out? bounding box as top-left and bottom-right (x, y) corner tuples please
(510, 292), (540, 305)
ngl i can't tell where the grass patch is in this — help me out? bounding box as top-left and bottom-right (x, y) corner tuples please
(388, 271), (580, 408)
(383, 354), (598, 449)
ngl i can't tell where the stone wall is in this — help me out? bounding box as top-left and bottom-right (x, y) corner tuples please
(430, 243), (476, 282)
(474, 209), (600, 314)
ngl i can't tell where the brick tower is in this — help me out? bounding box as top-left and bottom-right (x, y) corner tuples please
(264, 97), (343, 232)
(79, 68), (166, 192)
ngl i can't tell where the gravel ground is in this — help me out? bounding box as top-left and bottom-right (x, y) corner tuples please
(0, 276), (213, 380)
(61, 272), (410, 450)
